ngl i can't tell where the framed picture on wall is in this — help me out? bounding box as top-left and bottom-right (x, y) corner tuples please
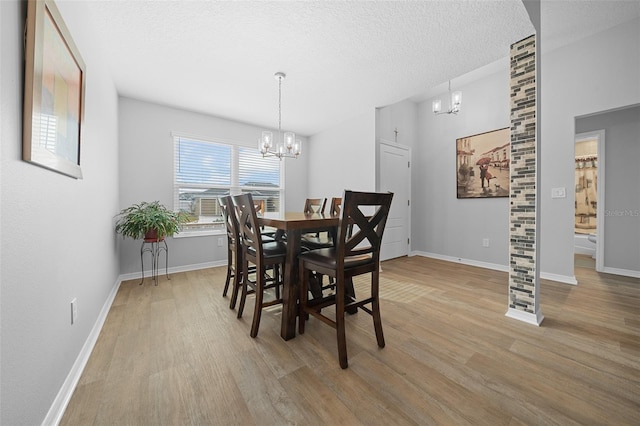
(456, 127), (510, 198)
(23, 0), (86, 179)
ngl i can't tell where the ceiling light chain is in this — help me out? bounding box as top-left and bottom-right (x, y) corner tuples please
(259, 72), (301, 160)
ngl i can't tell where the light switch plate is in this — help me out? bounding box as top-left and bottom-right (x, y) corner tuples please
(551, 187), (566, 198)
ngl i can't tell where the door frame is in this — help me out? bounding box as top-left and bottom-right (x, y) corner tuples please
(575, 129), (605, 272)
(378, 140), (411, 260)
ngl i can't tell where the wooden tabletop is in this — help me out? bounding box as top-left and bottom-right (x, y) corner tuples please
(258, 212), (339, 230)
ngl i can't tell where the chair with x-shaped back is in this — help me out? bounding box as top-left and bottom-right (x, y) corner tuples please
(303, 198), (327, 215)
(220, 195), (255, 310)
(298, 190), (393, 368)
(232, 193), (287, 337)
(329, 197), (342, 216)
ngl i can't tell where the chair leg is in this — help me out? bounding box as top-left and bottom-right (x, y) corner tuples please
(274, 265), (281, 299)
(336, 276), (348, 369)
(345, 277), (358, 315)
(371, 271), (385, 348)
(309, 272), (323, 299)
(237, 259), (249, 319)
(298, 261), (308, 334)
(250, 264), (264, 338)
(222, 249), (232, 297)
(230, 250), (243, 309)
(328, 276), (335, 289)
(229, 265), (240, 310)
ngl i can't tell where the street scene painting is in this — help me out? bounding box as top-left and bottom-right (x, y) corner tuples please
(456, 128), (510, 198)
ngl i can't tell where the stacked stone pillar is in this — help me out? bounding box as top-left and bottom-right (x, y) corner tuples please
(507, 35), (543, 325)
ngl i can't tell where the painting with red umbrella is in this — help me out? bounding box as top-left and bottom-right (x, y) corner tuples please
(456, 128), (510, 198)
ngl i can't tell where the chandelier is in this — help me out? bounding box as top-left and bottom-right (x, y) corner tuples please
(258, 72), (301, 159)
(432, 80), (462, 115)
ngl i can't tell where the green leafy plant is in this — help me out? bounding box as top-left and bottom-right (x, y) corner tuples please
(115, 201), (190, 240)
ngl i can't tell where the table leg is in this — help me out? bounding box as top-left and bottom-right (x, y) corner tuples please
(281, 229), (301, 340)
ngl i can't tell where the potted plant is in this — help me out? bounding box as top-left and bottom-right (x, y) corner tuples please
(115, 201), (190, 241)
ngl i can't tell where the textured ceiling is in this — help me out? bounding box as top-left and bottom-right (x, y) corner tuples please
(80, 0), (639, 136)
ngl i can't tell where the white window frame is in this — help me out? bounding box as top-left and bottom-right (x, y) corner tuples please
(172, 133), (285, 238)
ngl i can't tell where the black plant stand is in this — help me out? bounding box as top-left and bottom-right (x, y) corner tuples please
(139, 238), (169, 285)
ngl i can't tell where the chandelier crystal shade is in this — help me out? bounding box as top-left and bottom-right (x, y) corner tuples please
(432, 80), (462, 115)
(258, 72), (301, 160)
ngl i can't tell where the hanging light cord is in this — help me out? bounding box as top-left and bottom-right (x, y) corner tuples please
(278, 75), (282, 138)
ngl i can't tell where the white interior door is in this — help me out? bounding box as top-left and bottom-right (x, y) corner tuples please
(379, 142), (410, 260)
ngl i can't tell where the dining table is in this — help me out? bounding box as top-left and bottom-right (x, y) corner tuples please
(258, 211), (339, 340)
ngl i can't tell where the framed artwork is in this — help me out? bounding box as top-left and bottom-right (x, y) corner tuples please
(456, 127), (510, 198)
(23, 0), (86, 179)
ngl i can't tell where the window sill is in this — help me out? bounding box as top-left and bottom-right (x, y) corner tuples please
(174, 229), (225, 238)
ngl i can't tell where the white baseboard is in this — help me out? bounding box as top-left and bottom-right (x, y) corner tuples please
(540, 271), (578, 285)
(602, 266), (640, 279)
(505, 307), (544, 326)
(43, 277), (122, 426)
(118, 260), (227, 282)
(411, 251), (578, 285)
(410, 251), (509, 273)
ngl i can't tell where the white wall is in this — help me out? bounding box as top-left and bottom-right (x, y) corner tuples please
(118, 97), (309, 275)
(414, 60), (511, 267)
(575, 106), (640, 275)
(540, 18), (640, 279)
(408, 18), (640, 280)
(0, 1), (120, 424)
(308, 110), (377, 198)
(376, 99), (419, 149)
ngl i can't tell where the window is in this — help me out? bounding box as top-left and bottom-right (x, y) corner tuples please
(173, 135), (283, 235)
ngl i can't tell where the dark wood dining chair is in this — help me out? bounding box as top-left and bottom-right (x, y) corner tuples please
(232, 193), (287, 338)
(219, 196), (238, 300)
(303, 197), (327, 215)
(301, 197), (332, 245)
(298, 190), (394, 368)
(219, 195), (255, 310)
(329, 197), (342, 216)
(303, 196), (342, 263)
(301, 197), (335, 293)
(324, 195), (343, 245)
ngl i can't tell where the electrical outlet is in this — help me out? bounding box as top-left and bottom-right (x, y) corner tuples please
(71, 298), (78, 324)
(217, 237), (223, 247)
(482, 238), (490, 248)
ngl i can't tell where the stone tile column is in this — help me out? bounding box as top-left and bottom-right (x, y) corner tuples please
(507, 34), (544, 325)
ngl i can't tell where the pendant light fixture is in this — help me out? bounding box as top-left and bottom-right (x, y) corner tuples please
(432, 80), (462, 115)
(258, 72), (301, 159)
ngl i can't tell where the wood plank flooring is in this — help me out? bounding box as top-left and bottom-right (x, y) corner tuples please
(61, 255), (640, 425)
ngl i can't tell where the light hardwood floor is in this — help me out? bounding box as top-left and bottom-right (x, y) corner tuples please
(61, 255), (639, 425)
